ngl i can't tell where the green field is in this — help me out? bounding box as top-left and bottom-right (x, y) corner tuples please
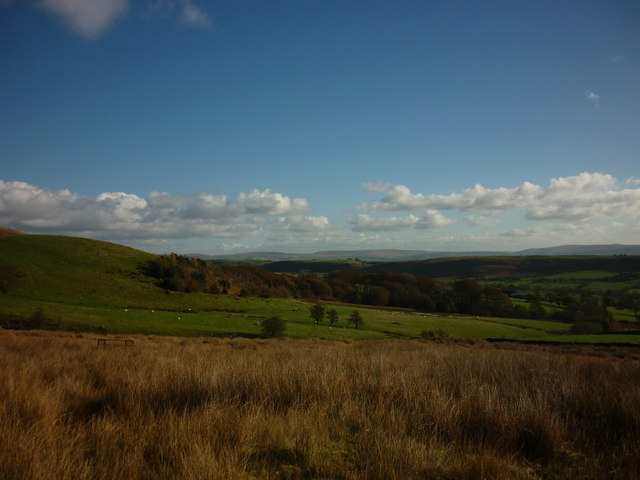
(2, 234), (639, 344)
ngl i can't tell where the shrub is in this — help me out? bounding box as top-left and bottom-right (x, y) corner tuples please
(420, 329), (449, 340)
(0, 309), (54, 330)
(261, 316), (287, 337)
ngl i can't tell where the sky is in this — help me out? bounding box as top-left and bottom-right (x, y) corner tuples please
(1, 0), (639, 254)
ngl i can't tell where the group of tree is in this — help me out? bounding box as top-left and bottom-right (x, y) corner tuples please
(259, 305), (364, 338)
(309, 303), (363, 329)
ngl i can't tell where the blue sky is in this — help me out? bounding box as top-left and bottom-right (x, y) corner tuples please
(1, 0), (639, 253)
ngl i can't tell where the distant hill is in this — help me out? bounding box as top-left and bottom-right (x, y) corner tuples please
(261, 260), (361, 274)
(191, 251), (302, 262)
(516, 244), (640, 256)
(199, 249), (505, 262)
(202, 245), (640, 262)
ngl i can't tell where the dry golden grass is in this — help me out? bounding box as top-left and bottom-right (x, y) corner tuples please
(1, 329), (639, 480)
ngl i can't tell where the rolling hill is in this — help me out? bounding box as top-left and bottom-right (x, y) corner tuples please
(201, 244), (640, 262)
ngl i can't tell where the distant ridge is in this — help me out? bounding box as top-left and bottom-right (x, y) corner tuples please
(516, 244), (640, 256)
(196, 245), (640, 262)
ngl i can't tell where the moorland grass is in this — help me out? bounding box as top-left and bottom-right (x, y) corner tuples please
(1, 330), (638, 479)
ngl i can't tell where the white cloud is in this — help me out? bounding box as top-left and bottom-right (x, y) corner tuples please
(349, 211), (453, 232)
(278, 215), (330, 233)
(500, 227), (543, 238)
(179, 0), (211, 29)
(372, 181), (541, 212)
(465, 215), (499, 228)
(219, 242), (250, 252)
(526, 173), (640, 221)
(626, 177), (640, 186)
(415, 210), (456, 230)
(236, 189), (309, 216)
(363, 181), (392, 193)
(585, 89), (601, 104)
(39, 0), (128, 39)
(349, 214), (420, 232)
(0, 180), (312, 241)
(95, 192), (147, 222)
(367, 173), (640, 223)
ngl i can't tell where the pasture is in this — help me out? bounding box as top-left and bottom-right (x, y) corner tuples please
(2, 292), (580, 340)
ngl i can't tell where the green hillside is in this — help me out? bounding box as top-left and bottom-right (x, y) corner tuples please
(0, 234), (158, 306)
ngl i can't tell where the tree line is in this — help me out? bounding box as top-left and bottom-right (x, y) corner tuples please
(144, 254), (639, 331)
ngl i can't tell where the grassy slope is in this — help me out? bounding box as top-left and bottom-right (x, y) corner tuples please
(0, 235), (158, 305)
(1, 235), (637, 343)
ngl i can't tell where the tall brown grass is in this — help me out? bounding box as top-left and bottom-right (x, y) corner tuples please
(1, 330), (638, 479)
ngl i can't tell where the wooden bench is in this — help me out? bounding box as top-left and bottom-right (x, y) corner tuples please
(97, 338), (134, 348)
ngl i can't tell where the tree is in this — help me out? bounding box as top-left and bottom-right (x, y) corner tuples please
(0, 264), (22, 295)
(453, 278), (482, 314)
(309, 303), (325, 324)
(327, 309), (339, 327)
(348, 310), (363, 329)
(261, 316), (287, 337)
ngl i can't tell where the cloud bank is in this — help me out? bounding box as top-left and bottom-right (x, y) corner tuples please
(367, 173), (640, 222)
(0, 181), (323, 240)
(1, 173), (638, 251)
